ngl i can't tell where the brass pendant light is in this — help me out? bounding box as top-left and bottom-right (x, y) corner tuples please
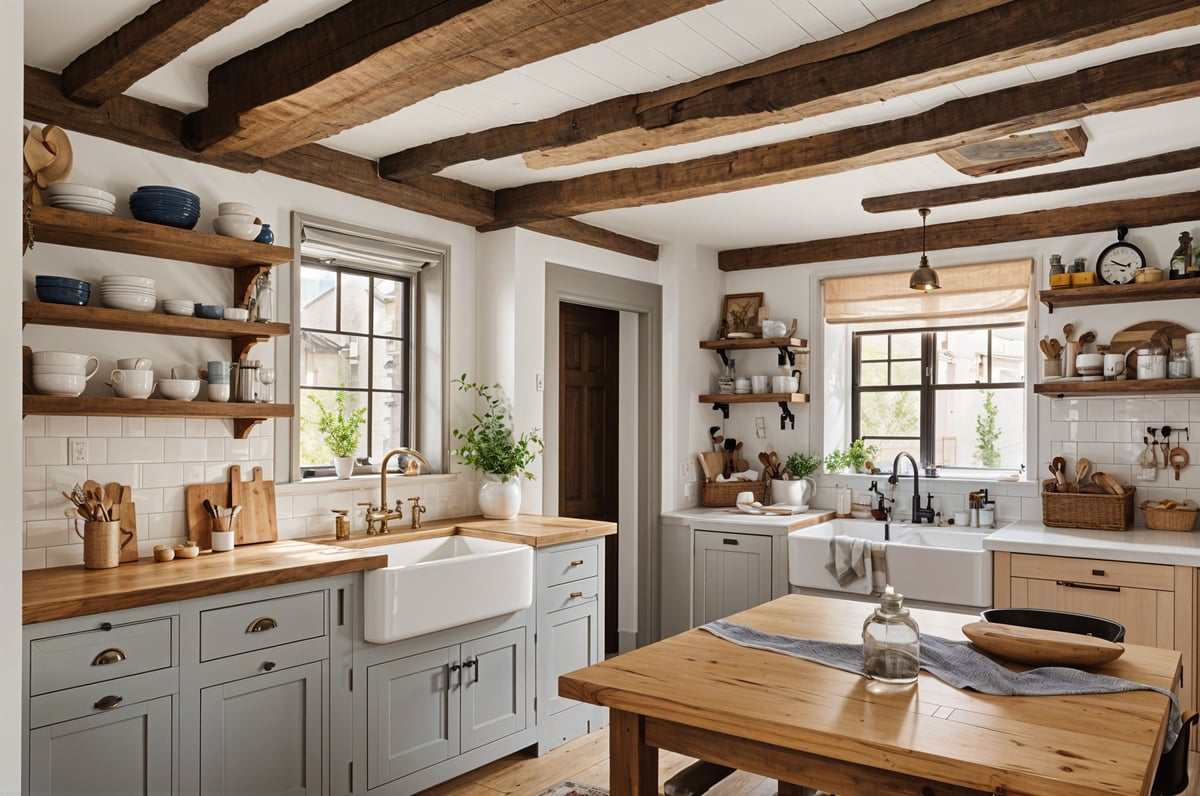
(909, 207), (941, 292)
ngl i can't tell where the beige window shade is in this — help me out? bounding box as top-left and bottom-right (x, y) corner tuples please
(824, 259), (1033, 326)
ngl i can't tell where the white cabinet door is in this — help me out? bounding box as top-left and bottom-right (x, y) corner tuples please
(461, 627), (527, 752)
(198, 661), (323, 796)
(693, 530), (773, 626)
(366, 646), (460, 789)
(542, 601), (598, 718)
(29, 694), (173, 795)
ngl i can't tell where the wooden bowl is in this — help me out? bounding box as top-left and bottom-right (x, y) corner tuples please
(173, 542), (200, 559)
(153, 545), (175, 562)
(962, 622), (1124, 666)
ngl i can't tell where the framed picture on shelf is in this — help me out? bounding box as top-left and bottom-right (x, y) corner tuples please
(721, 292), (763, 338)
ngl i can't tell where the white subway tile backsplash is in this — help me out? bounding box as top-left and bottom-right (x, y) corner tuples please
(1164, 400), (1191, 421)
(184, 418), (207, 437)
(44, 465), (87, 494)
(108, 437), (165, 464)
(276, 517), (308, 540)
(86, 464), (139, 489)
(46, 416), (88, 437)
(1114, 399), (1165, 423)
(1077, 442), (1115, 465)
(23, 416), (44, 437)
(182, 462), (206, 484)
(164, 437), (208, 462)
(1065, 422), (1096, 442)
(88, 417), (123, 436)
(146, 511), (186, 540)
(131, 488), (165, 515)
(249, 437), (273, 460)
(205, 419), (231, 437)
(26, 519), (70, 548)
(205, 438), (226, 461)
(22, 548), (46, 571)
(144, 417), (186, 437)
(122, 417), (146, 437)
(1050, 399), (1085, 422)
(224, 438), (250, 460)
(143, 462), (183, 489)
(23, 490), (49, 522)
(46, 545), (83, 568)
(1085, 400), (1114, 422)
(24, 466), (46, 491)
(25, 437), (66, 467)
(88, 437), (109, 464)
(1191, 400), (1200, 421)
(1096, 422), (1132, 443)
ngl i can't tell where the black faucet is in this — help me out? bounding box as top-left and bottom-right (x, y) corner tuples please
(888, 452), (935, 524)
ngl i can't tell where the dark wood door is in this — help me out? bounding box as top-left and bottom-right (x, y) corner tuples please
(559, 302), (619, 653)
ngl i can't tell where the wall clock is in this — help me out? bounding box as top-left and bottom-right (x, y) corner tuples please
(1095, 225), (1145, 285)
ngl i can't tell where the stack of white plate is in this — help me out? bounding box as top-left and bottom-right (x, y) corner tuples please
(162, 299), (196, 316)
(44, 183), (117, 215)
(100, 275), (156, 312)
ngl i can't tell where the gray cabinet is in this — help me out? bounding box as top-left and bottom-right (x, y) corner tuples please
(693, 530), (773, 625)
(535, 539), (605, 753)
(365, 627), (526, 790)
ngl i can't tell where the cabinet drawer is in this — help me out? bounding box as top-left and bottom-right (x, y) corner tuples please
(542, 545), (598, 587)
(1010, 554), (1175, 591)
(542, 578), (599, 613)
(29, 618), (173, 696)
(200, 590), (326, 662)
(28, 666), (177, 729)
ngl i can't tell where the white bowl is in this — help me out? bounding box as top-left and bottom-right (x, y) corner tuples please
(101, 294), (157, 312)
(101, 275), (156, 288)
(33, 372), (86, 396)
(44, 183), (116, 203)
(1076, 353), (1104, 370)
(49, 201), (115, 216)
(158, 379), (200, 401)
(213, 216), (262, 240)
(32, 364), (89, 375)
(162, 303), (195, 316)
(32, 350), (94, 367)
(218, 202), (254, 216)
(224, 307), (250, 322)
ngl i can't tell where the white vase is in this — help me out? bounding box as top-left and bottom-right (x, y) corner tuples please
(478, 473), (521, 519)
(333, 456), (355, 479)
(771, 476), (815, 508)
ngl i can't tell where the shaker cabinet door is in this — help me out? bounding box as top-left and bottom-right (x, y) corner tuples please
(28, 694), (173, 796)
(693, 530), (773, 626)
(461, 628), (527, 752)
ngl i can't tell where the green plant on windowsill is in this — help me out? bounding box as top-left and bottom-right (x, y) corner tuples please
(451, 374), (545, 482)
(825, 438), (879, 474)
(783, 451), (819, 479)
(308, 389), (366, 458)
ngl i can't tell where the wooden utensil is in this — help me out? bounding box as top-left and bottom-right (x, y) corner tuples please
(1051, 456), (1067, 489)
(1074, 457), (1091, 489)
(186, 480), (231, 550)
(1062, 323), (1074, 342)
(229, 464), (278, 546)
(1046, 338), (1061, 360)
(962, 622), (1124, 666)
(1078, 330), (1097, 346)
(1170, 447), (1190, 481)
(1092, 471), (1125, 496)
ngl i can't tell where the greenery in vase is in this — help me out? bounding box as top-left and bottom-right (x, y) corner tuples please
(451, 374), (545, 481)
(307, 389), (366, 458)
(825, 438), (879, 473)
(783, 451), (819, 479)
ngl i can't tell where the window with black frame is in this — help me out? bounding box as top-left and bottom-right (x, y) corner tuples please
(852, 324), (1025, 474)
(298, 260), (412, 476)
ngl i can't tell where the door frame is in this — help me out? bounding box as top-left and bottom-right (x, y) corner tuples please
(544, 264), (662, 652)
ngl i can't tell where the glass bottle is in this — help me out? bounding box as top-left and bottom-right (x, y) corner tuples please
(253, 272), (274, 322)
(1048, 254), (1063, 275)
(862, 586), (920, 684)
(1169, 350), (1190, 379)
(1170, 232), (1192, 280)
(717, 358), (735, 394)
(1069, 257), (1085, 273)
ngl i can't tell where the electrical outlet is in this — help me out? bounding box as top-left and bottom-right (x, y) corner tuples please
(683, 481), (697, 499)
(755, 417), (766, 439)
(679, 461), (690, 480)
(535, 373), (544, 392)
(69, 438), (88, 465)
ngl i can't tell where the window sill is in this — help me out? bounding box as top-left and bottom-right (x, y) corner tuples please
(816, 471), (1037, 496)
(277, 472), (459, 497)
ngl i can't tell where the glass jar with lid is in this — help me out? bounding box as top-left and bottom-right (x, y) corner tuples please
(862, 586), (920, 684)
(1169, 350), (1191, 379)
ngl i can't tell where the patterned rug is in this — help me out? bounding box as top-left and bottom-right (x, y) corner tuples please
(535, 782), (608, 796)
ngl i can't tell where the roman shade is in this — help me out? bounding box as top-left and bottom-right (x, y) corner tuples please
(823, 259), (1033, 326)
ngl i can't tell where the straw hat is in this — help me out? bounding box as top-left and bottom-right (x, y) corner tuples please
(23, 124), (73, 202)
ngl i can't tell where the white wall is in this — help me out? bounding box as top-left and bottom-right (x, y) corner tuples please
(3, 3), (25, 786)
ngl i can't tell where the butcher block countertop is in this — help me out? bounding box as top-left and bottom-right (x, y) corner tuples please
(24, 515), (615, 625)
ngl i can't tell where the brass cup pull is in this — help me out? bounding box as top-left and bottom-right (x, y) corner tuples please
(246, 617), (278, 633)
(92, 648), (127, 666)
(94, 695), (123, 711)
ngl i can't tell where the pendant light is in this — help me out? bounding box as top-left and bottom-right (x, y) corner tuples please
(909, 207), (941, 292)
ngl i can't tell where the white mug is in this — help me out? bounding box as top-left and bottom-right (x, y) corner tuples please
(1103, 353), (1126, 380)
(1136, 351), (1166, 381)
(751, 375), (771, 393)
(116, 357), (152, 371)
(109, 368), (156, 399)
(32, 351), (99, 379)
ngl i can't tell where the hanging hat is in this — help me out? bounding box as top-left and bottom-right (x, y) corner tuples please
(23, 124), (73, 203)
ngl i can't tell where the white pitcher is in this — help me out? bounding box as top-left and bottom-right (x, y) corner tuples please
(772, 476), (815, 508)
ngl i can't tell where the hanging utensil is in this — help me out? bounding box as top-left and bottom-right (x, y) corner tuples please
(1063, 323), (1075, 342)
(1078, 330), (1097, 347)
(1169, 447), (1189, 481)
(1148, 428), (1160, 467)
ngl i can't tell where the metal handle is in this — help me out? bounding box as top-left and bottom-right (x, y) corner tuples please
(91, 648), (127, 666)
(463, 658), (479, 683)
(448, 662), (461, 688)
(94, 695), (123, 711)
(262, 661), (276, 672)
(246, 617), (278, 633)
(570, 591), (583, 599)
(569, 560), (584, 567)
(722, 538), (739, 545)
(1057, 580), (1121, 593)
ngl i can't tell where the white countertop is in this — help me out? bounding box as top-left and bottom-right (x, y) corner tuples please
(984, 521), (1200, 566)
(661, 506), (834, 534)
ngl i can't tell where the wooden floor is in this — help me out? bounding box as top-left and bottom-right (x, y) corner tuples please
(417, 728), (1200, 796)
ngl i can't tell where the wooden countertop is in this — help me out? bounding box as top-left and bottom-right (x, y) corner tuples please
(23, 540), (387, 625)
(24, 515), (615, 625)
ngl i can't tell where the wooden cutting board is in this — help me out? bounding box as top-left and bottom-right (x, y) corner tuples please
(962, 622), (1125, 666)
(110, 482), (138, 563)
(185, 480), (230, 551)
(1107, 321), (1192, 373)
(229, 465), (278, 545)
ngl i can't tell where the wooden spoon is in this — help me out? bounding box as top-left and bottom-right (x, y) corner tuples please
(1075, 457), (1092, 489)
(1062, 323), (1075, 342)
(1051, 456), (1068, 489)
(1170, 447), (1189, 481)
(1078, 330), (1097, 346)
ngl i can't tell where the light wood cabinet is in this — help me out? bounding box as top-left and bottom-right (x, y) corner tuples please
(993, 551), (1197, 737)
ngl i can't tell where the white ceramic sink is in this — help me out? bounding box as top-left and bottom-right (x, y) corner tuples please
(362, 536), (533, 644)
(787, 519), (994, 607)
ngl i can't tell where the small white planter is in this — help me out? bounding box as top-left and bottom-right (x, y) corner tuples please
(478, 473), (521, 519)
(333, 456), (355, 479)
(771, 476), (815, 508)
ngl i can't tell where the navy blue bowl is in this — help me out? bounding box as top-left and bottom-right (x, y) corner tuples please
(134, 185), (200, 202)
(130, 198), (200, 210)
(194, 303), (224, 320)
(35, 276), (91, 290)
(130, 208), (200, 230)
(36, 285), (90, 305)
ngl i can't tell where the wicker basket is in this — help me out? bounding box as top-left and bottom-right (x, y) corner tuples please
(1041, 479), (1135, 531)
(1140, 502), (1200, 532)
(701, 479), (767, 507)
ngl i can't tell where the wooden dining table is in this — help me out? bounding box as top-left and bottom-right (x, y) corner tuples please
(559, 594), (1181, 796)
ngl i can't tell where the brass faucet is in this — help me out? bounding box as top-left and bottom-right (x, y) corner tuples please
(408, 496), (427, 529)
(367, 448), (430, 533)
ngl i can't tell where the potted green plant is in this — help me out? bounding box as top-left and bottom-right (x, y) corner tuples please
(452, 374), (545, 519)
(847, 438), (880, 473)
(308, 389), (366, 479)
(773, 451), (818, 507)
(824, 448), (851, 474)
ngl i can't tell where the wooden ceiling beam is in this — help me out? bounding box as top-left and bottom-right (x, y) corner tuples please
(380, 0), (1200, 180)
(184, 0), (721, 159)
(862, 147), (1200, 214)
(61, 0), (269, 106)
(718, 191), (1200, 271)
(483, 42), (1200, 230)
(26, 66), (658, 260)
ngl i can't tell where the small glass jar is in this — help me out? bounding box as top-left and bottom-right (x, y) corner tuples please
(1169, 350), (1191, 379)
(1048, 254), (1064, 275)
(862, 586), (920, 684)
(717, 359), (736, 394)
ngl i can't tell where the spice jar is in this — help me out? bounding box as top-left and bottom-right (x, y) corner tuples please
(1169, 350), (1191, 379)
(862, 586), (920, 684)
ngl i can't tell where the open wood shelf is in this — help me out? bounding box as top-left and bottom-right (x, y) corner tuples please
(24, 301), (290, 362)
(1037, 279), (1200, 312)
(23, 395), (293, 439)
(1034, 378), (1200, 396)
(699, 336), (809, 351)
(699, 393), (810, 404)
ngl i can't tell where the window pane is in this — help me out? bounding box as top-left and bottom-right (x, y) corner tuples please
(891, 361), (921, 385)
(933, 388), (1024, 469)
(373, 278), (405, 337)
(992, 326), (1026, 382)
(339, 272), (371, 334)
(860, 336), (888, 360)
(372, 340), (406, 392)
(299, 387), (366, 467)
(936, 329), (988, 384)
(860, 391), (920, 437)
(891, 333), (921, 359)
(299, 266), (337, 330)
(370, 392), (408, 456)
(299, 331), (368, 389)
(860, 362), (888, 386)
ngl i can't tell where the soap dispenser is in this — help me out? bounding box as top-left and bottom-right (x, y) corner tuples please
(862, 586), (920, 684)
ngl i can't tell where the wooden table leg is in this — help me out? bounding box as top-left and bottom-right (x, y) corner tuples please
(609, 709), (658, 795)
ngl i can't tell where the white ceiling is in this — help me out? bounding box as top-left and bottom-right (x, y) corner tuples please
(23, 0), (1200, 250)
